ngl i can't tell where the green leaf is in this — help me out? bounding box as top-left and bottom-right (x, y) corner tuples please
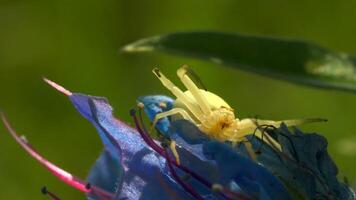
(122, 31), (356, 93)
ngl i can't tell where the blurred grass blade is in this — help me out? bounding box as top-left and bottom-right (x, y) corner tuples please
(122, 31), (356, 93)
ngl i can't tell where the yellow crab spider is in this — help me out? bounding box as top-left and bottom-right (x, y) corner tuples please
(152, 65), (324, 154)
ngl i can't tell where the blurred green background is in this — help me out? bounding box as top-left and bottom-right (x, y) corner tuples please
(1, 0), (356, 199)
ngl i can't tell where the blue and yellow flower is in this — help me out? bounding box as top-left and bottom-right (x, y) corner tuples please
(1, 67), (354, 200)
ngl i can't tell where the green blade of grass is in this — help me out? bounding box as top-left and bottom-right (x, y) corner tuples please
(122, 31), (356, 93)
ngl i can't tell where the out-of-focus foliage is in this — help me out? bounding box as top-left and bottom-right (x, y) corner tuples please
(1, 0), (356, 199)
(123, 31), (356, 92)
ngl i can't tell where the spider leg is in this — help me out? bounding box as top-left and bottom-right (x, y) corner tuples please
(150, 108), (193, 165)
(256, 118), (327, 127)
(237, 118), (326, 152)
(237, 119), (282, 151)
(177, 65), (211, 115)
(231, 137), (257, 160)
(151, 108), (195, 131)
(153, 68), (203, 119)
(244, 141), (257, 160)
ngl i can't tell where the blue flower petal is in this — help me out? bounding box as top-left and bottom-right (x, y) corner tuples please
(137, 95), (174, 135)
(87, 151), (123, 200)
(170, 120), (209, 144)
(276, 124), (355, 200)
(70, 93), (97, 122)
(169, 120), (211, 162)
(231, 175), (271, 200)
(70, 93), (223, 200)
(202, 141), (293, 200)
(70, 93), (122, 159)
(235, 124), (355, 200)
(139, 100), (292, 199)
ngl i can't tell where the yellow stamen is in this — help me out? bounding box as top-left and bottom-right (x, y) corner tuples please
(244, 141), (257, 160)
(170, 141), (180, 165)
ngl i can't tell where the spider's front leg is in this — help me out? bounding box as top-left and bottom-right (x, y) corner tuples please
(151, 108), (194, 131)
(237, 118), (327, 151)
(151, 108), (194, 164)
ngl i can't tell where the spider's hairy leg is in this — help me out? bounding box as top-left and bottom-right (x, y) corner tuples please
(243, 141), (257, 160)
(255, 118), (326, 151)
(151, 108), (195, 131)
(177, 65), (211, 115)
(229, 135), (257, 160)
(237, 118), (326, 151)
(256, 118), (327, 127)
(150, 108), (192, 165)
(238, 118), (326, 133)
(152, 68), (202, 119)
(237, 119), (282, 151)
